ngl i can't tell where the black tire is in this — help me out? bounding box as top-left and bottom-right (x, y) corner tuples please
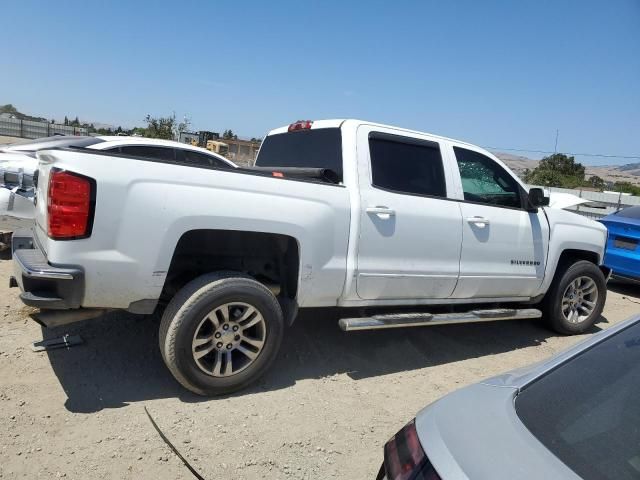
(542, 260), (607, 335)
(159, 272), (284, 396)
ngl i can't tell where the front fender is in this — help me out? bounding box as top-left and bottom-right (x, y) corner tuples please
(537, 208), (607, 295)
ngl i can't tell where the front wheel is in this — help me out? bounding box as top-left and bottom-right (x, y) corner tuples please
(159, 272), (284, 396)
(542, 260), (607, 335)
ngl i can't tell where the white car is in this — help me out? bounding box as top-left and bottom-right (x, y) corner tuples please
(10, 119), (609, 396)
(0, 135), (236, 235)
(0, 135), (236, 191)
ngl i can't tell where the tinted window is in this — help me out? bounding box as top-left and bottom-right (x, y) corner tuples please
(255, 128), (343, 181)
(120, 145), (175, 161)
(178, 149), (230, 168)
(454, 147), (521, 208)
(615, 206), (640, 219)
(516, 321), (640, 480)
(369, 133), (446, 197)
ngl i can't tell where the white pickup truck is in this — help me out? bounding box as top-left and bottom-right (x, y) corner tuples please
(11, 119), (609, 395)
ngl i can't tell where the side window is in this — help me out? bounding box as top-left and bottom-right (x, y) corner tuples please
(453, 147), (522, 208)
(120, 145), (176, 161)
(179, 149), (230, 168)
(369, 133), (447, 198)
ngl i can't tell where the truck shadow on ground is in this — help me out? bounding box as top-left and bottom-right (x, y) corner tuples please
(44, 307), (612, 413)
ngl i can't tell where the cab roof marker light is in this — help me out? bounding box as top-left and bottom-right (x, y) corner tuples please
(288, 120), (313, 132)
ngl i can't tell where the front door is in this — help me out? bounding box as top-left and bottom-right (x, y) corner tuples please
(355, 127), (463, 300)
(450, 146), (548, 298)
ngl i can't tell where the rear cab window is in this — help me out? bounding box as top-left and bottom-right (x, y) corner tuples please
(255, 128), (343, 181)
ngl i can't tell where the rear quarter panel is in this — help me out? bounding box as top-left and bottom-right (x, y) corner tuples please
(35, 150), (351, 309)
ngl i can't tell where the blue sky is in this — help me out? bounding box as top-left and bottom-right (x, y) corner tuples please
(2, 0), (639, 165)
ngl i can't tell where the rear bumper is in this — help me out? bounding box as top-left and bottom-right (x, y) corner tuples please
(11, 228), (84, 309)
(604, 249), (640, 282)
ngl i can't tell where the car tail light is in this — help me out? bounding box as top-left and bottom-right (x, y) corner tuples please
(47, 169), (95, 240)
(382, 419), (441, 480)
(288, 120), (313, 132)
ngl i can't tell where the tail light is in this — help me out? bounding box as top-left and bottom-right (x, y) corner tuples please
(288, 120), (313, 132)
(47, 169), (95, 240)
(382, 419), (441, 480)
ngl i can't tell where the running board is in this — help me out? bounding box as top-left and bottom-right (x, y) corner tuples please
(338, 308), (542, 332)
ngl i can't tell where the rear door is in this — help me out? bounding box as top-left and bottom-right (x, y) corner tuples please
(449, 145), (549, 298)
(355, 126), (463, 300)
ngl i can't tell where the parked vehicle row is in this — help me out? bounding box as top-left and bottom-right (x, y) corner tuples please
(10, 119), (610, 397)
(5, 119), (640, 480)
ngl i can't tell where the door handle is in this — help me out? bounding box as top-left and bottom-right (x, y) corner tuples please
(366, 206), (396, 218)
(466, 216), (490, 227)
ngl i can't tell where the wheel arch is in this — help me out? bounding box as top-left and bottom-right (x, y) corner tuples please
(539, 247), (605, 296)
(160, 229), (301, 323)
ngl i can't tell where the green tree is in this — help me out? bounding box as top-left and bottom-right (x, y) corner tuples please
(143, 114), (176, 139)
(524, 153), (586, 188)
(222, 129), (237, 140)
(588, 175), (606, 190)
(64, 115), (69, 126)
(614, 182), (640, 196)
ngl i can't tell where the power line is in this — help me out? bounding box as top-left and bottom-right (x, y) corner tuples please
(485, 146), (640, 160)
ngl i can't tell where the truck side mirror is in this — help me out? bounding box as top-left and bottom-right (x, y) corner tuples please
(528, 187), (549, 209)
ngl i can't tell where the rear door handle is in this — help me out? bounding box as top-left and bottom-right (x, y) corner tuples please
(466, 216), (490, 227)
(366, 206), (396, 218)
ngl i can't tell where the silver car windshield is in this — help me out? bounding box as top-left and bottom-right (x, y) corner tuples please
(515, 321), (640, 480)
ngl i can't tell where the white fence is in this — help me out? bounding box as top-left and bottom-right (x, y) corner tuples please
(0, 117), (88, 139)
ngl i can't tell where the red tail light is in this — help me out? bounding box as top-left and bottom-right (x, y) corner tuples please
(47, 169), (95, 240)
(288, 120), (313, 132)
(382, 419), (441, 480)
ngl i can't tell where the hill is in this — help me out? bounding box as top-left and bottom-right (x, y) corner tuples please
(495, 152), (640, 186)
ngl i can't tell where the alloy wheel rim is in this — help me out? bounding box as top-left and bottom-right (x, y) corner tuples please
(191, 302), (266, 377)
(561, 276), (598, 324)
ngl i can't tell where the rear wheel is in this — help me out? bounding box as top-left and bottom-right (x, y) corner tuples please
(159, 272), (284, 396)
(542, 260), (606, 334)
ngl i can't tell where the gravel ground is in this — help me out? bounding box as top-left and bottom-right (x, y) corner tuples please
(1, 255), (639, 479)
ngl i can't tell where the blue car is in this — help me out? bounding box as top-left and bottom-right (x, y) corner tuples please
(600, 206), (640, 282)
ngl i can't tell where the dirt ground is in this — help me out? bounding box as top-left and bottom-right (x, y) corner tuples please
(0, 256), (639, 479)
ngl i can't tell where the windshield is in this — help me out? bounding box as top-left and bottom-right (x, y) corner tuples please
(255, 128), (343, 181)
(1, 136), (105, 152)
(515, 321), (640, 480)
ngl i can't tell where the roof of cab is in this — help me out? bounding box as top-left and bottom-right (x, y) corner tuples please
(266, 119), (479, 150)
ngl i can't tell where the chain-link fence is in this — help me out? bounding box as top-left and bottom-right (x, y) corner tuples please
(0, 117), (88, 139)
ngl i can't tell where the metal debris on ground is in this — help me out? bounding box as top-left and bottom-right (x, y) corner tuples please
(31, 334), (83, 352)
(144, 406), (206, 480)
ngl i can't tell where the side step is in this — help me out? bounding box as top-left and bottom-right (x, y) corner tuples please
(338, 308), (542, 332)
